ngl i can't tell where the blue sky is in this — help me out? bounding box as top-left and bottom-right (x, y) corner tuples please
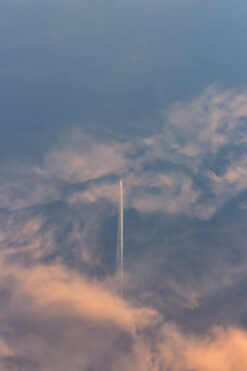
(1, 0), (247, 370)
(1, 0), (247, 156)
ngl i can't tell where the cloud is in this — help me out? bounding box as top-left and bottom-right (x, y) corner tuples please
(208, 156), (247, 204)
(0, 260), (158, 331)
(38, 86), (247, 220)
(1, 86), (247, 222)
(1, 251), (247, 371)
(128, 172), (199, 214)
(1, 85), (247, 369)
(0, 258), (247, 371)
(0, 258), (160, 371)
(163, 86), (247, 158)
(184, 327), (247, 371)
(1, 86), (247, 308)
(44, 131), (131, 183)
(159, 326), (247, 371)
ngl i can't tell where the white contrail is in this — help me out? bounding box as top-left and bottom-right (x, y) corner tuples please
(116, 178), (124, 297)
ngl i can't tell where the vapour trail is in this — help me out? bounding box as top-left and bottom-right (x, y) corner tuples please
(116, 178), (124, 297)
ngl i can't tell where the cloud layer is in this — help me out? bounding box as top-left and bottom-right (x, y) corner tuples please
(1, 86), (247, 369)
(1, 257), (247, 371)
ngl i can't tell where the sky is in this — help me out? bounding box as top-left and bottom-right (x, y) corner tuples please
(1, 0), (247, 370)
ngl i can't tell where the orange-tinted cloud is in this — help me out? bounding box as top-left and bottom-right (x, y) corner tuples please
(158, 325), (247, 371)
(185, 327), (247, 371)
(1, 258), (247, 370)
(8, 262), (158, 332)
(0, 259), (160, 370)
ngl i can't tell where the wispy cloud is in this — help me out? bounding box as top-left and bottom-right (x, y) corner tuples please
(2, 86), (247, 221)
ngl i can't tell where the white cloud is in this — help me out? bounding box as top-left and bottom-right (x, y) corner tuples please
(1, 86), (247, 224)
(163, 86), (247, 158)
